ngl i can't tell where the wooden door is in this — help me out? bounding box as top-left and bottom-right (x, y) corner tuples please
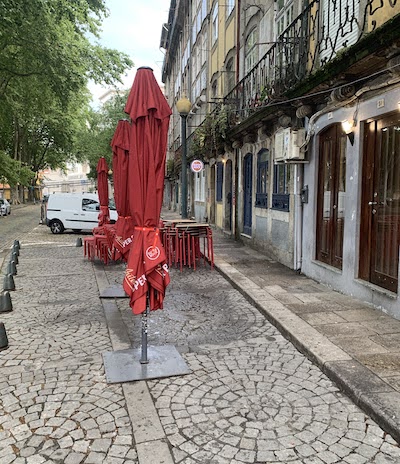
(360, 114), (400, 292)
(316, 124), (346, 269)
(243, 154), (253, 236)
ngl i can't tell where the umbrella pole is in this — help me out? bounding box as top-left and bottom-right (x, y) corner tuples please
(140, 296), (149, 364)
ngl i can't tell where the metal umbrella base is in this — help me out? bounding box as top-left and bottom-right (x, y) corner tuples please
(103, 345), (190, 383)
(103, 307), (190, 383)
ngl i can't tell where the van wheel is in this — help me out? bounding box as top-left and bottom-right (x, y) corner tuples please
(50, 220), (64, 234)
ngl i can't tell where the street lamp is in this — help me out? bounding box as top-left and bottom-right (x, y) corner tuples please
(176, 96), (191, 218)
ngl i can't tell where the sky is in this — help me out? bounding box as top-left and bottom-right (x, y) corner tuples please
(89, 0), (170, 105)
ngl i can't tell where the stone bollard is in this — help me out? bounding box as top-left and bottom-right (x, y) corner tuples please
(0, 291), (12, 313)
(76, 237), (83, 247)
(6, 260), (17, 276)
(3, 274), (15, 291)
(0, 322), (9, 350)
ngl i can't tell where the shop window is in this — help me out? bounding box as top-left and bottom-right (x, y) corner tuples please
(256, 149), (269, 208)
(272, 164), (290, 211)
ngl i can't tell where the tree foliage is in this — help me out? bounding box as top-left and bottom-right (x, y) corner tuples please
(74, 91), (130, 179)
(190, 105), (234, 161)
(0, 0), (133, 197)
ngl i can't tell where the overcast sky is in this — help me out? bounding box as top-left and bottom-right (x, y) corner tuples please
(89, 0), (170, 104)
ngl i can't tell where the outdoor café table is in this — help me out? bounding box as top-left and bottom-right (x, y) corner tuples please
(174, 223), (213, 270)
(161, 219), (197, 267)
(163, 218), (197, 227)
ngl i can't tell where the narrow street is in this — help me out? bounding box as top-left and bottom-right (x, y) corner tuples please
(0, 204), (43, 256)
(0, 213), (399, 463)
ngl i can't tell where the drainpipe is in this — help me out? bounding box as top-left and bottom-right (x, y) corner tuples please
(236, 0), (241, 84)
(293, 163), (303, 271)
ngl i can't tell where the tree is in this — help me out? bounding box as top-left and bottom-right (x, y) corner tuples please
(74, 91), (130, 178)
(0, 0), (133, 200)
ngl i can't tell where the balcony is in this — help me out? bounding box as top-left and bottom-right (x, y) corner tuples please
(224, 0), (400, 125)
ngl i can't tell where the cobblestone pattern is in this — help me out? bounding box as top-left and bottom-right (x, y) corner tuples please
(107, 265), (400, 463)
(0, 228), (138, 464)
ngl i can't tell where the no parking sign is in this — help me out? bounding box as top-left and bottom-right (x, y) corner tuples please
(190, 159), (204, 173)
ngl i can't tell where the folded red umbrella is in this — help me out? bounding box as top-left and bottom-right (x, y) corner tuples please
(96, 157), (110, 226)
(122, 67), (172, 315)
(111, 119), (133, 260)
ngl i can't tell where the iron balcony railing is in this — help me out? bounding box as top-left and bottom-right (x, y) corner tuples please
(224, 0), (400, 120)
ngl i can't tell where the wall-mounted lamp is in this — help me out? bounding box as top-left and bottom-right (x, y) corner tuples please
(341, 119), (355, 145)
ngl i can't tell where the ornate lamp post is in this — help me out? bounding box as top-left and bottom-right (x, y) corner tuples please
(176, 96), (191, 218)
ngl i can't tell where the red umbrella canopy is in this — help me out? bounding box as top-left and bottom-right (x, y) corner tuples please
(111, 120), (132, 259)
(122, 67), (172, 315)
(96, 157), (110, 226)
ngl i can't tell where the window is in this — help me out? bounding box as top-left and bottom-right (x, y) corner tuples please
(276, 1), (294, 36)
(216, 162), (223, 201)
(212, 2), (218, 45)
(226, 0), (234, 17)
(225, 58), (235, 94)
(211, 80), (218, 100)
(272, 164), (290, 211)
(82, 198), (99, 212)
(245, 28), (258, 73)
(256, 149), (269, 208)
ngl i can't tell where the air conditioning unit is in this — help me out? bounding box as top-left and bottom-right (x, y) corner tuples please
(274, 128), (306, 163)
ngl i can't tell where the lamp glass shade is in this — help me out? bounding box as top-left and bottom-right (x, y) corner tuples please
(341, 120), (353, 134)
(176, 97), (192, 115)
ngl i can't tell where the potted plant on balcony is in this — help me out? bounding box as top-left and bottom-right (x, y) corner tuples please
(190, 104), (233, 160)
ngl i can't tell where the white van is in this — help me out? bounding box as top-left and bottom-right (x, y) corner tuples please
(46, 193), (117, 234)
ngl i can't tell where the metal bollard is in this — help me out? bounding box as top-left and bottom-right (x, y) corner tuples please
(0, 322), (9, 350)
(11, 251), (18, 265)
(76, 237), (83, 247)
(13, 240), (20, 250)
(6, 260), (17, 276)
(12, 244), (20, 257)
(0, 291), (12, 313)
(3, 274), (15, 291)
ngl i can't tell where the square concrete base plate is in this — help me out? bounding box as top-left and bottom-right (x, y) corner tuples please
(100, 285), (128, 298)
(103, 345), (191, 383)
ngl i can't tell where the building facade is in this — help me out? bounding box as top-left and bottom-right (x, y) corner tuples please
(162, 0), (400, 319)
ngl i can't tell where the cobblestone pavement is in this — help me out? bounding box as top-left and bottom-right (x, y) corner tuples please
(0, 226), (138, 464)
(0, 224), (400, 463)
(104, 265), (400, 463)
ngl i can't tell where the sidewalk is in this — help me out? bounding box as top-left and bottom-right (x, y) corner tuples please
(207, 224), (400, 444)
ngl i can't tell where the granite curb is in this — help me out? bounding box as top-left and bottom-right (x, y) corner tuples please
(213, 256), (400, 444)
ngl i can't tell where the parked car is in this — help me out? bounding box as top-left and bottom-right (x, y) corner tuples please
(46, 192), (117, 234)
(0, 199), (11, 216)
